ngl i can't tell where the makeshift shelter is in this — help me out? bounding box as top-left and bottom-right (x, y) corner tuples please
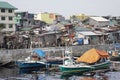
(33, 49), (45, 58)
(76, 48), (109, 64)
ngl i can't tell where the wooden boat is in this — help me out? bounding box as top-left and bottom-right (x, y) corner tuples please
(16, 49), (65, 68)
(16, 49), (47, 68)
(59, 48), (111, 74)
(59, 48), (94, 74)
(76, 48), (111, 70)
(109, 50), (120, 61)
(110, 56), (120, 61)
(16, 59), (46, 69)
(59, 63), (94, 74)
(109, 43), (120, 61)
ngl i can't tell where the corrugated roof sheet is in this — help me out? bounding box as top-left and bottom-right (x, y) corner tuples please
(21, 27), (32, 31)
(60, 20), (72, 25)
(90, 16), (109, 22)
(78, 31), (102, 36)
(74, 27), (91, 31)
(0, 1), (17, 9)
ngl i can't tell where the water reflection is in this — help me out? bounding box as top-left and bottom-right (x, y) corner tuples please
(19, 68), (41, 74)
(105, 72), (120, 80)
(19, 68), (62, 80)
(0, 67), (120, 80)
(0, 67), (19, 78)
(60, 71), (110, 80)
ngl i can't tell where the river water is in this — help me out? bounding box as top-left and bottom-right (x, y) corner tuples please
(0, 67), (120, 80)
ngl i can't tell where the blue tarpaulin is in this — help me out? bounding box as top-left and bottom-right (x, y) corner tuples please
(77, 38), (83, 45)
(33, 49), (45, 58)
(115, 43), (120, 48)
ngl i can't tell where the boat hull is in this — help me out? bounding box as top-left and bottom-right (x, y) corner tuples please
(16, 61), (46, 69)
(46, 60), (63, 65)
(92, 61), (111, 70)
(110, 56), (120, 61)
(59, 61), (111, 74)
(59, 65), (93, 74)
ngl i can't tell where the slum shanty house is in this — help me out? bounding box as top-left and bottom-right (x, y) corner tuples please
(34, 21), (74, 47)
(2, 34), (17, 49)
(38, 31), (62, 47)
(96, 27), (120, 44)
(60, 20), (74, 33)
(56, 20), (75, 46)
(75, 30), (105, 45)
(18, 22), (67, 48)
(89, 16), (110, 27)
(1, 32), (31, 49)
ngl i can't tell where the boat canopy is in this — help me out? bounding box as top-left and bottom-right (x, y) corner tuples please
(76, 48), (109, 64)
(33, 49), (45, 58)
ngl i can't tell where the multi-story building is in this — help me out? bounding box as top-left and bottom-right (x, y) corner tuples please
(0, 1), (17, 32)
(14, 12), (34, 27)
(34, 12), (65, 24)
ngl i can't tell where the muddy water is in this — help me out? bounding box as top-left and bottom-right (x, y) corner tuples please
(0, 67), (120, 80)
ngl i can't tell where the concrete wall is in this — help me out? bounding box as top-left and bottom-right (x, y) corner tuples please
(0, 44), (114, 62)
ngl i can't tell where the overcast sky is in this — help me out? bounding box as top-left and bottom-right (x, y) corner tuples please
(1, 0), (120, 18)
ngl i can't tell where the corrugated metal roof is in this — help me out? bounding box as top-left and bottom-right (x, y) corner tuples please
(39, 31), (59, 36)
(21, 27), (32, 31)
(60, 20), (72, 25)
(78, 31), (102, 36)
(90, 16), (109, 22)
(74, 27), (91, 31)
(0, 1), (17, 9)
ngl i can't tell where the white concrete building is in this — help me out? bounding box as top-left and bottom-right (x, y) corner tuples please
(34, 13), (42, 20)
(0, 1), (17, 32)
(89, 16), (110, 27)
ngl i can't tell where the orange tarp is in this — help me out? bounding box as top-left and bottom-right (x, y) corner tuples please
(76, 48), (109, 64)
(97, 50), (109, 57)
